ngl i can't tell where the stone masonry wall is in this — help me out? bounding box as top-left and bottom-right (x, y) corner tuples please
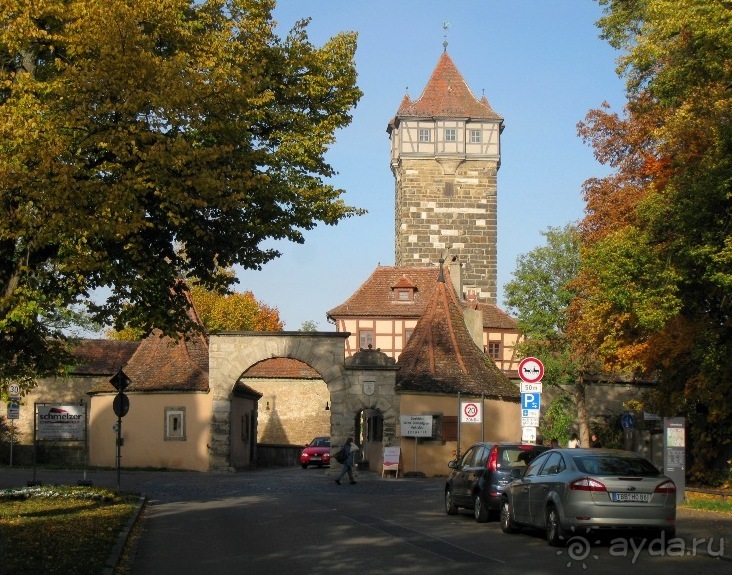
(394, 157), (498, 304)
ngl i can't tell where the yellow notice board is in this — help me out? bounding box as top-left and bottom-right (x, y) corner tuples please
(382, 446), (401, 478)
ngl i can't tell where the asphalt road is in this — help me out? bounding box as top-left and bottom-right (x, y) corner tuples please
(1, 466), (730, 575)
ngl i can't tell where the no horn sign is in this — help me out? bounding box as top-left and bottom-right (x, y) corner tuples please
(461, 401), (482, 423)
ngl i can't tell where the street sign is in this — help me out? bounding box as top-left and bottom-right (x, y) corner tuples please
(110, 369), (131, 391)
(461, 401), (482, 423)
(518, 357), (544, 384)
(521, 426), (537, 442)
(522, 416), (540, 427)
(113, 393), (130, 418)
(7, 401), (19, 420)
(522, 408), (540, 418)
(521, 393), (541, 411)
(621, 413), (635, 429)
(520, 382), (543, 394)
(7, 383), (20, 398)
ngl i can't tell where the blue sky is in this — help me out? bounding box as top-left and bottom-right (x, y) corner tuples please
(235, 0), (628, 331)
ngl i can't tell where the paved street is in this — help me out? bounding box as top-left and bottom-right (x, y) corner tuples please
(1, 466), (730, 575)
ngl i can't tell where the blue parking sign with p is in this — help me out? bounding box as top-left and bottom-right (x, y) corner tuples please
(521, 393), (540, 411)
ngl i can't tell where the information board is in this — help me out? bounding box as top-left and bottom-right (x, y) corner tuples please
(37, 404), (86, 441)
(663, 417), (685, 505)
(400, 415), (433, 437)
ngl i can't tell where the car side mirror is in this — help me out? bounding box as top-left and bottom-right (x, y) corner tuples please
(448, 460), (458, 470)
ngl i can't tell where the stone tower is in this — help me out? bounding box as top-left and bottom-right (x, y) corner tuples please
(386, 51), (503, 304)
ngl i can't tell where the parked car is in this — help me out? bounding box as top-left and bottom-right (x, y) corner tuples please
(299, 436), (331, 468)
(445, 442), (550, 522)
(499, 448), (676, 545)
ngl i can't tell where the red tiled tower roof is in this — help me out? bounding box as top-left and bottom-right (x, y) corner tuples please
(395, 52), (501, 120)
(396, 269), (518, 399)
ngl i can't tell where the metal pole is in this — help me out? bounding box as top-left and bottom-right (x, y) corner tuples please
(481, 393), (485, 443)
(116, 387), (122, 493)
(9, 418), (14, 467)
(456, 392), (461, 459)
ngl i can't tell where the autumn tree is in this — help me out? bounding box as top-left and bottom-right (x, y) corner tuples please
(188, 286), (282, 332)
(504, 224), (596, 445)
(0, 0), (363, 392)
(570, 0), (732, 480)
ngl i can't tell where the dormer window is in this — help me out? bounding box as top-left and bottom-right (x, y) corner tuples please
(391, 275), (418, 302)
(396, 288), (413, 301)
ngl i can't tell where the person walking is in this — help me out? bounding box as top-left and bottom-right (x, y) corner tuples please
(335, 437), (359, 485)
(590, 433), (602, 448)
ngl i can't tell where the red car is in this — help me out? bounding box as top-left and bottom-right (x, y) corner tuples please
(300, 436), (331, 469)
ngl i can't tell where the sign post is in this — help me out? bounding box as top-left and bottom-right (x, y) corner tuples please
(110, 369), (131, 492)
(400, 415), (433, 474)
(518, 357), (544, 444)
(7, 383), (20, 467)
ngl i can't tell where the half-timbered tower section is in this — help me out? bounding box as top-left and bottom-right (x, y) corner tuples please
(386, 51), (503, 304)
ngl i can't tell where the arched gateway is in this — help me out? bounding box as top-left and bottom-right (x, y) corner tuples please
(208, 332), (400, 471)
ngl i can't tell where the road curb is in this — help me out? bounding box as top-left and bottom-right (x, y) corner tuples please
(103, 494), (147, 575)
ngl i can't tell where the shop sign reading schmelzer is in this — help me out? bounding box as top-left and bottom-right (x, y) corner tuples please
(37, 405), (85, 441)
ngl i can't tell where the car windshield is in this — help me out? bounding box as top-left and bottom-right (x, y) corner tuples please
(573, 455), (660, 476)
(310, 438), (330, 447)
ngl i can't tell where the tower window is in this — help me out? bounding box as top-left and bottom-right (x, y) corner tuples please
(470, 129), (481, 143)
(444, 128), (456, 142)
(419, 128), (431, 142)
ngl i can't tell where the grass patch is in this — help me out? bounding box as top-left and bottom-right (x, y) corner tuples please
(0, 485), (139, 575)
(683, 491), (732, 514)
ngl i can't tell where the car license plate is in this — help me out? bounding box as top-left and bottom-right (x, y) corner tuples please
(611, 492), (650, 502)
(311, 456), (321, 461)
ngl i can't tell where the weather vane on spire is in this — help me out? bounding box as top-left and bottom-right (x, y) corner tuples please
(442, 21), (450, 52)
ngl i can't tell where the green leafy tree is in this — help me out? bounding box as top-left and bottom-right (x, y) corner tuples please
(572, 0), (732, 479)
(299, 320), (318, 332)
(0, 0), (363, 392)
(504, 224), (597, 445)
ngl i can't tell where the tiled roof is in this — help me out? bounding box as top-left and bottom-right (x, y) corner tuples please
(396, 270), (518, 399)
(396, 52), (501, 120)
(326, 265), (517, 330)
(95, 293), (209, 393)
(70, 340), (140, 375)
(327, 266), (441, 319)
(113, 329), (209, 392)
(241, 357), (321, 380)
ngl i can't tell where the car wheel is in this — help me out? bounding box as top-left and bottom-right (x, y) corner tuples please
(500, 498), (519, 533)
(546, 505), (565, 546)
(474, 493), (489, 523)
(445, 488), (458, 515)
(301, 463), (308, 469)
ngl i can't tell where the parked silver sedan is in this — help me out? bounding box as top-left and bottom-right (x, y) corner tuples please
(500, 448), (676, 546)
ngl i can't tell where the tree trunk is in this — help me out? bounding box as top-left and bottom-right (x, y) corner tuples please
(575, 376), (590, 447)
